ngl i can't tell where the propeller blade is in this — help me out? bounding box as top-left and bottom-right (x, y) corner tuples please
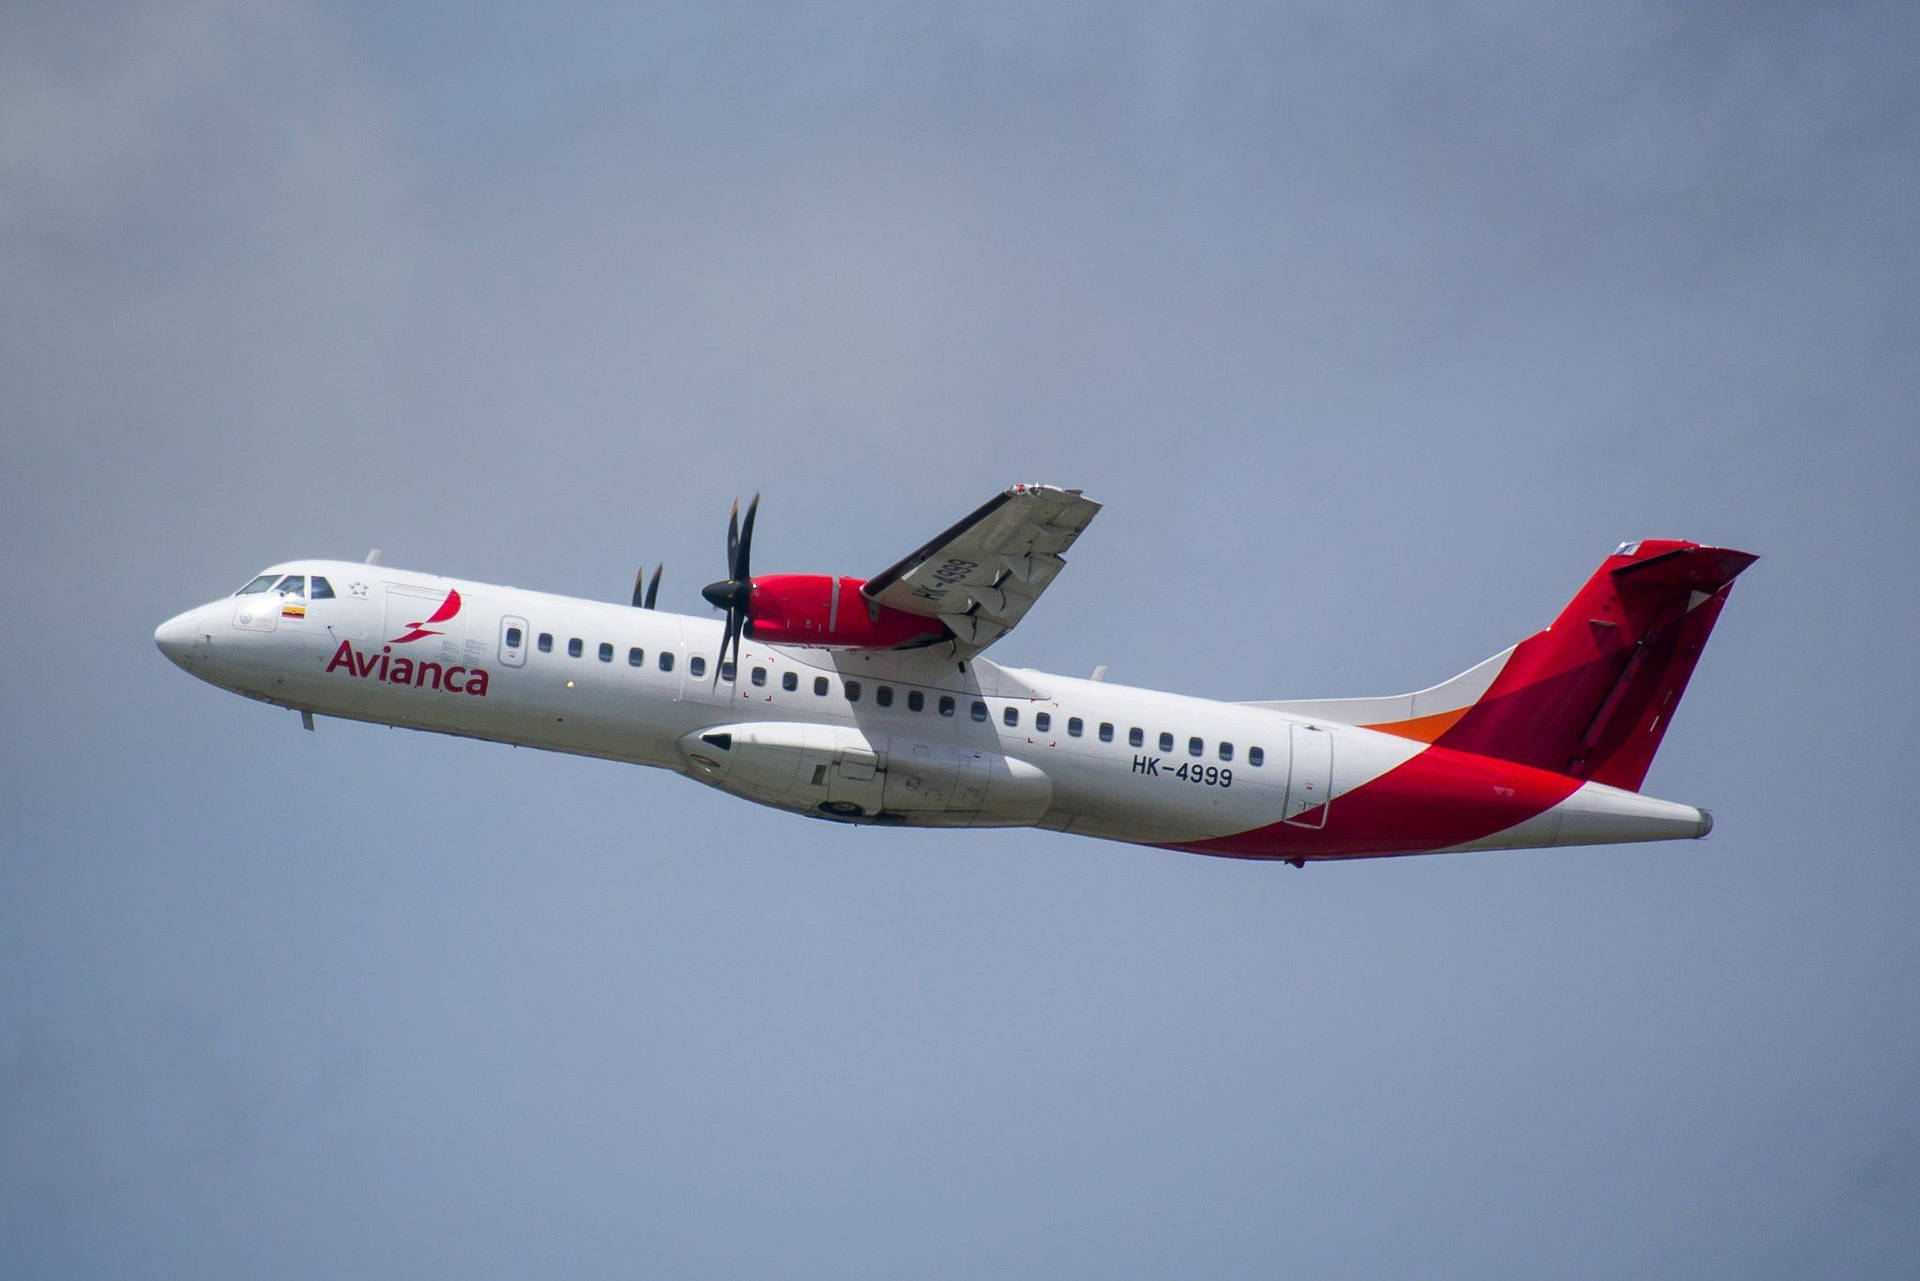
(706, 493), (761, 684)
(631, 567), (649, 608)
(736, 493), (759, 581)
(714, 611), (739, 688)
(725, 499), (741, 581)
(644, 564), (661, 610)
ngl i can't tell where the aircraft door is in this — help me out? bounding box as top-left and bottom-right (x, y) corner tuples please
(499, 615), (529, 668)
(1284, 724), (1334, 828)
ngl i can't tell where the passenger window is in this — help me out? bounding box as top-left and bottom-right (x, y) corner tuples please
(752, 667), (767, 687)
(1099, 722), (1114, 742)
(1219, 742), (1234, 762)
(938, 695), (955, 717)
(1189, 736), (1204, 757)
(1068, 717), (1083, 737)
(907, 691), (924, 712)
(568, 637), (583, 658)
(1159, 732), (1174, 753)
(309, 577), (335, 600)
(276, 576), (306, 598)
(538, 633), (553, 653)
(1003, 706), (1019, 728)
(782, 671), (798, 692)
(845, 680), (861, 702)
(599, 642), (614, 663)
(720, 661), (735, 682)
(628, 647), (644, 666)
(690, 656), (707, 677)
(236, 574), (278, 595)
(1035, 712), (1052, 733)
(658, 651), (675, 672)
(814, 676), (829, 696)
(971, 700), (988, 722)
(876, 685), (894, 707)
(506, 627), (523, 648)
(1129, 727), (1144, 748)
(1249, 746), (1265, 767)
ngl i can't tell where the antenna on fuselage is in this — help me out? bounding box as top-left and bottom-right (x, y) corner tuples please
(364, 548), (382, 565)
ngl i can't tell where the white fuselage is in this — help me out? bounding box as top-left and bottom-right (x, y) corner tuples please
(155, 560), (1712, 859)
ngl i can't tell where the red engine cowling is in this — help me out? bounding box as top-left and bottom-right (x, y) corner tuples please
(745, 574), (950, 649)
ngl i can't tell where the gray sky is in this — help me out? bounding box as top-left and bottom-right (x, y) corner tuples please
(5, 3), (1918, 1276)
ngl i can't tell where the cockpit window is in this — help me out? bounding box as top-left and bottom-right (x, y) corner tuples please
(309, 576), (335, 599)
(275, 575), (306, 598)
(236, 574), (278, 595)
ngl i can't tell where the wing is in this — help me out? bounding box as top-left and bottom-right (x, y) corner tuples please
(862, 483), (1102, 657)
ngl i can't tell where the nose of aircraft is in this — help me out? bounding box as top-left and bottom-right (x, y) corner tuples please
(154, 608), (204, 670)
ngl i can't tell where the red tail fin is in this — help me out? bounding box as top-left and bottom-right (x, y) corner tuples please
(1432, 541), (1756, 791)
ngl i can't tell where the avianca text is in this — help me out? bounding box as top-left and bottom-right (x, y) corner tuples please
(325, 640), (491, 696)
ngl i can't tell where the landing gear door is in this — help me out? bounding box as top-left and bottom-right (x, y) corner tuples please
(825, 743), (885, 816)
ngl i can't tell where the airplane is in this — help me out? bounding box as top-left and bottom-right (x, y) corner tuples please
(153, 484), (1755, 867)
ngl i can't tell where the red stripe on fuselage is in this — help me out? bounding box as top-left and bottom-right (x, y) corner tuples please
(1163, 743), (1584, 862)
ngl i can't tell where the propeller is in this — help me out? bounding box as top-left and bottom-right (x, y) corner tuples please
(631, 563), (662, 609)
(700, 493), (758, 679)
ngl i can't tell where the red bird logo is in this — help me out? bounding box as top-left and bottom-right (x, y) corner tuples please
(389, 589), (462, 644)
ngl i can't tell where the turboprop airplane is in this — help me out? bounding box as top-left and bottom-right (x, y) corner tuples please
(154, 484), (1755, 866)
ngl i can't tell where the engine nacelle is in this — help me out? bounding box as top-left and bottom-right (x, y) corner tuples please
(746, 574), (950, 649)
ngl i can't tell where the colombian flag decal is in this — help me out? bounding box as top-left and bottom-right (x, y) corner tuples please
(281, 603), (306, 620)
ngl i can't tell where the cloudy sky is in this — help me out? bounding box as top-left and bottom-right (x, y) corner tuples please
(5, 2), (1918, 1276)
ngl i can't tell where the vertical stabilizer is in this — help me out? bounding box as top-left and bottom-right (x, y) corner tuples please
(1432, 540), (1756, 790)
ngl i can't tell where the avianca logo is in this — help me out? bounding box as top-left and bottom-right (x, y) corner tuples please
(326, 640), (491, 697)
(390, 588), (461, 644)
